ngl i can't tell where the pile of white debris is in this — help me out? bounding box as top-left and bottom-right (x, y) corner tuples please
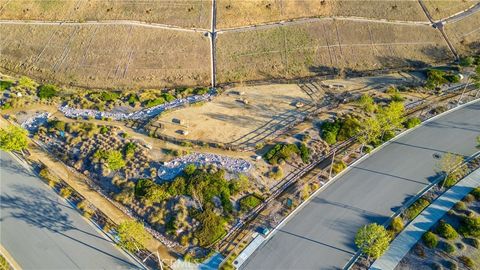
(158, 153), (252, 180)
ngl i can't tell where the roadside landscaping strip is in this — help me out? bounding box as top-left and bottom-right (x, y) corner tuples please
(370, 168), (480, 270)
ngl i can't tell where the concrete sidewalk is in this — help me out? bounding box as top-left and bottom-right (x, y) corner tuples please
(370, 168), (480, 270)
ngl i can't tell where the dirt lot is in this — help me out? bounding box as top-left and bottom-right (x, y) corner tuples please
(444, 11), (480, 55)
(0, 0), (210, 28)
(423, 0), (479, 21)
(216, 19), (452, 84)
(216, 0), (428, 28)
(0, 24), (210, 89)
(152, 84), (313, 148)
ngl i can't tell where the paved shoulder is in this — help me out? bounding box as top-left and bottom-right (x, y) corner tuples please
(243, 100), (480, 270)
(0, 151), (143, 269)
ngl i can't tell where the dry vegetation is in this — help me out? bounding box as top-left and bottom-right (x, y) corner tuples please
(0, 0), (210, 28)
(0, 24), (210, 89)
(152, 84), (312, 147)
(216, 0), (428, 28)
(445, 11), (480, 55)
(423, 0), (479, 21)
(216, 19), (451, 83)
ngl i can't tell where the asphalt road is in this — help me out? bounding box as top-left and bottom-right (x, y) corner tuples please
(0, 151), (143, 269)
(242, 100), (480, 270)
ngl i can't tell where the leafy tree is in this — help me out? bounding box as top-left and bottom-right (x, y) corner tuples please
(321, 119), (342, 145)
(123, 142), (136, 159)
(106, 150), (126, 171)
(426, 69), (449, 89)
(37, 84), (58, 99)
(377, 102), (405, 138)
(116, 221), (149, 252)
(135, 179), (169, 206)
(436, 152), (465, 187)
(0, 125), (28, 152)
(459, 56), (474, 67)
(337, 115), (361, 141)
(184, 164), (197, 175)
(229, 174), (249, 195)
(194, 208), (226, 247)
(357, 116), (381, 152)
(354, 223), (391, 259)
(100, 91), (120, 102)
(422, 231), (438, 248)
(0, 80), (13, 91)
(299, 143), (310, 163)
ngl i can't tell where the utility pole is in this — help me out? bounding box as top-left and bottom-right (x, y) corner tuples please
(457, 77), (470, 106)
(328, 149), (337, 180)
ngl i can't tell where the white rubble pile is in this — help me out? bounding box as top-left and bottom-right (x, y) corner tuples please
(59, 93), (213, 121)
(21, 112), (51, 132)
(158, 153), (252, 180)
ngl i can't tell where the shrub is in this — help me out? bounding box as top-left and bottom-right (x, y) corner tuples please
(436, 221), (458, 240)
(37, 84), (58, 99)
(443, 242), (455, 254)
(332, 160), (347, 174)
(357, 94), (377, 113)
(239, 194), (263, 211)
(390, 216), (404, 233)
(0, 80), (13, 91)
(454, 201), (467, 211)
(459, 214), (480, 237)
(263, 143), (299, 165)
(446, 260), (458, 270)
(404, 117), (421, 129)
(145, 98), (165, 108)
(470, 187), (480, 200)
(470, 238), (480, 248)
(354, 223), (391, 259)
(459, 56), (474, 67)
(390, 93), (404, 102)
(184, 164), (197, 175)
(59, 187), (72, 198)
(321, 119), (342, 145)
(463, 194), (475, 203)
(422, 231), (438, 248)
(268, 166), (283, 180)
(299, 143), (310, 163)
(194, 208), (226, 247)
(404, 198), (430, 220)
(459, 256), (474, 268)
(100, 91), (119, 101)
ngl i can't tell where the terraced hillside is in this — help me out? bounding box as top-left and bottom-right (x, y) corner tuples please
(0, 0), (478, 89)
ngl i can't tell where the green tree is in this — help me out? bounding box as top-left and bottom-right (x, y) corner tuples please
(17, 76), (37, 90)
(436, 152), (464, 188)
(355, 223), (391, 259)
(116, 221), (149, 252)
(357, 116), (381, 152)
(37, 84), (58, 99)
(377, 102), (405, 138)
(390, 216), (404, 233)
(194, 208), (226, 247)
(422, 231), (438, 248)
(106, 150), (126, 171)
(0, 125), (28, 153)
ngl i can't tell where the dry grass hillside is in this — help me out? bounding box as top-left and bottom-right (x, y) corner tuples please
(445, 12), (480, 55)
(0, 24), (210, 89)
(216, 19), (451, 83)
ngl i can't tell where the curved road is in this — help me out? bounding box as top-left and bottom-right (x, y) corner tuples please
(0, 151), (143, 269)
(242, 99), (480, 270)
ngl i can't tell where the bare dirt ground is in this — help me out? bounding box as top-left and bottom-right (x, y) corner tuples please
(216, 0), (428, 28)
(444, 11), (480, 55)
(0, 0), (210, 28)
(152, 84), (313, 147)
(216, 19), (451, 84)
(423, 0), (479, 21)
(0, 24), (210, 89)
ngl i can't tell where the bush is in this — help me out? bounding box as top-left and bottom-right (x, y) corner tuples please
(459, 56), (474, 67)
(404, 198), (430, 220)
(446, 260), (458, 270)
(390, 216), (404, 233)
(194, 208), (226, 247)
(268, 166), (283, 180)
(263, 143), (299, 165)
(470, 238), (480, 248)
(436, 221), (458, 240)
(459, 256), (474, 268)
(0, 80), (13, 91)
(422, 231), (438, 248)
(59, 187), (73, 199)
(454, 201), (467, 211)
(332, 160), (347, 174)
(443, 242), (456, 254)
(470, 187), (480, 200)
(404, 117), (421, 129)
(321, 119), (342, 145)
(37, 84), (58, 99)
(390, 93), (404, 102)
(463, 194), (475, 203)
(145, 98), (165, 108)
(100, 91), (120, 102)
(299, 143), (310, 163)
(459, 214), (480, 237)
(239, 194), (263, 211)
(184, 164), (197, 175)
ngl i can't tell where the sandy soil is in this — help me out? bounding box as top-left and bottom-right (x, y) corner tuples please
(153, 84), (313, 147)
